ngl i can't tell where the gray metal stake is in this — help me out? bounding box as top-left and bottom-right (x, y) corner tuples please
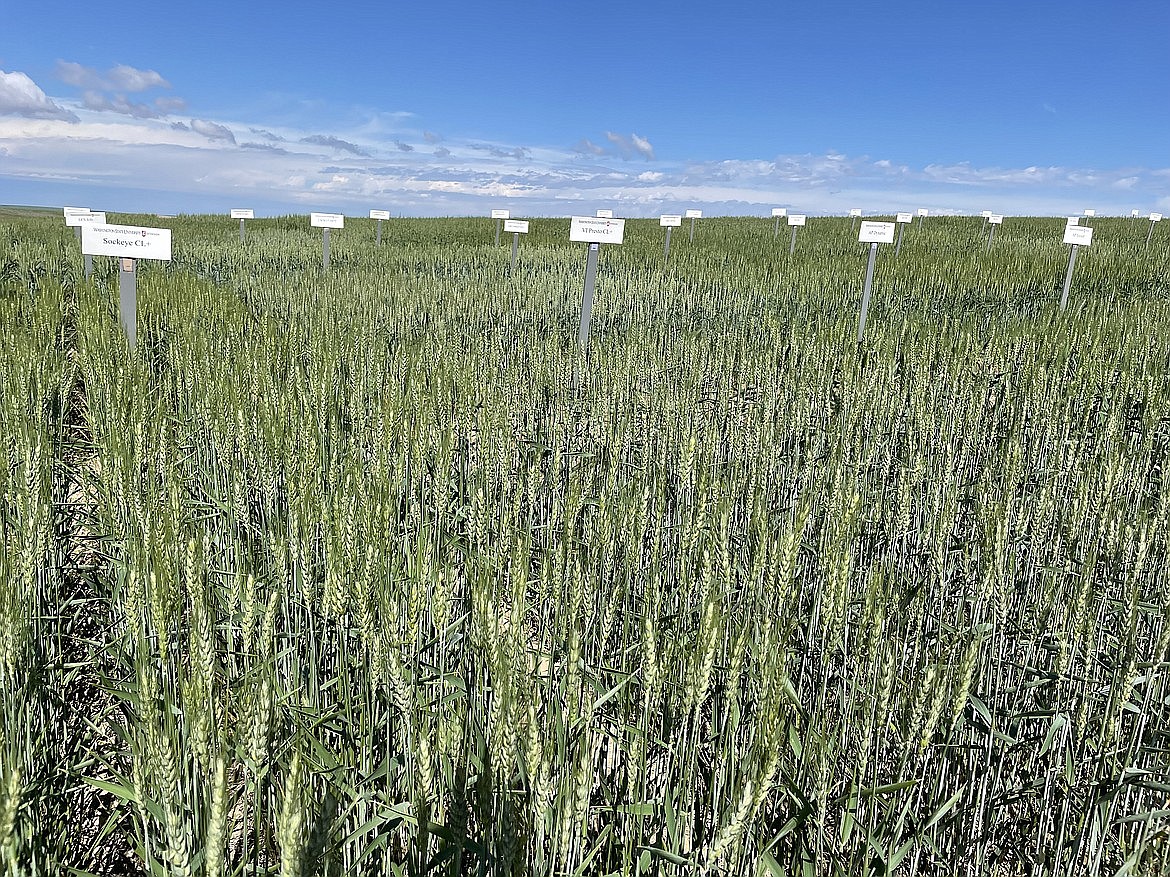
(74, 227), (81, 244)
(664, 226), (672, 260)
(1146, 221), (1156, 249)
(323, 228), (330, 270)
(511, 233), (519, 270)
(689, 216), (695, 242)
(239, 219), (246, 243)
(774, 216), (781, 238)
(119, 258), (137, 350)
(895, 223), (905, 257)
(1060, 245), (1079, 311)
(495, 219), (501, 247)
(578, 243), (599, 351)
(84, 254), (92, 278)
(376, 219), (383, 246)
(986, 225), (996, 251)
(789, 226), (797, 256)
(858, 242), (878, 343)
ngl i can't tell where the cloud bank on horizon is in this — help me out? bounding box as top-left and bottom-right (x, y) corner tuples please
(1, 63), (1167, 218)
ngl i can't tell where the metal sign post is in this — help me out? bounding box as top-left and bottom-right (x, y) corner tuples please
(894, 213), (912, 257)
(491, 209), (509, 246)
(570, 216), (625, 352)
(119, 258), (137, 349)
(231, 209), (253, 243)
(787, 214), (806, 255)
(310, 213), (344, 270)
(772, 208), (786, 239)
(849, 208), (862, 233)
(986, 214), (1003, 251)
(686, 209), (702, 242)
(579, 243), (599, 349)
(66, 209), (105, 279)
(1146, 214), (1162, 249)
(856, 221), (896, 343)
(1060, 224), (1093, 311)
(503, 219), (529, 271)
(370, 210), (390, 245)
(81, 222), (172, 350)
(660, 215), (681, 260)
(859, 243), (879, 342)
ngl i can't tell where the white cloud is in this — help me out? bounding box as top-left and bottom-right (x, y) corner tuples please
(55, 61), (170, 92)
(83, 90), (164, 119)
(604, 131), (655, 161)
(0, 70), (78, 121)
(191, 119), (236, 143)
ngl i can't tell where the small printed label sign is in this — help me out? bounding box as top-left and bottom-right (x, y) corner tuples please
(981, 210), (993, 218)
(685, 209), (702, 218)
(859, 221), (896, 244)
(369, 209), (391, 220)
(570, 216), (625, 244)
(772, 208), (787, 217)
(81, 224), (172, 260)
(503, 219), (529, 233)
(311, 212), (345, 229)
(660, 214), (683, 227)
(491, 209), (510, 219)
(988, 214), (1004, 225)
(1066, 216), (1081, 226)
(1151, 213), (1163, 222)
(849, 208), (863, 217)
(1083, 209), (1095, 217)
(231, 208), (254, 219)
(63, 206), (91, 217)
(1132, 210), (1141, 217)
(1064, 225), (1093, 246)
(917, 208), (928, 217)
(66, 211), (107, 226)
(896, 212), (913, 223)
(788, 214), (806, 226)
(595, 209), (615, 218)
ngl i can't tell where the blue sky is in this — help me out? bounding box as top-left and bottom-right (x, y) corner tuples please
(1, 2), (1167, 217)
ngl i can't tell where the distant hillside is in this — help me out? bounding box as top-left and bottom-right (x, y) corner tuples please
(0, 205), (59, 217)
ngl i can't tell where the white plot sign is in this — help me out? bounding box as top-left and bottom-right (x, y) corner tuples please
(660, 214), (682, 227)
(849, 208), (863, 217)
(788, 214), (806, 226)
(311, 212), (344, 229)
(1066, 216), (1081, 227)
(491, 209), (510, 220)
(981, 210), (993, 219)
(896, 212), (913, 224)
(67, 211), (107, 226)
(231, 208), (254, 219)
(63, 206), (91, 218)
(1064, 225), (1093, 246)
(771, 208), (787, 217)
(369, 209), (391, 220)
(81, 223), (172, 260)
(1083, 209), (1095, 217)
(859, 221), (896, 244)
(504, 219), (529, 233)
(917, 208), (929, 217)
(571, 216), (625, 244)
(988, 214), (1004, 225)
(685, 209), (702, 218)
(1151, 213), (1163, 222)
(595, 209), (614, 218)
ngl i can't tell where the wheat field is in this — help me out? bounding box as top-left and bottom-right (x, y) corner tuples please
(1, 212), (1169, 876)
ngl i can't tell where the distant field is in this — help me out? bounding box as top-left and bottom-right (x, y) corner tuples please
(2, 213), (1169, 876)
(0, 204), (61, 217)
